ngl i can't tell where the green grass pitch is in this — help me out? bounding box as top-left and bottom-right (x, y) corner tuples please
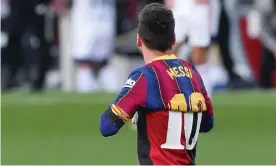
(1, 91), (276, 164)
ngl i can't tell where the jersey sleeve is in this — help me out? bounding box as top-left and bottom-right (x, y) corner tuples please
(111, 70), (147, 117)
(191, 65), (214, 133)
(100, 70), (147, 137)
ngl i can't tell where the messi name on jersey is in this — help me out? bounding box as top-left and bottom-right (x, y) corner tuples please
(166, 66), (192, 79)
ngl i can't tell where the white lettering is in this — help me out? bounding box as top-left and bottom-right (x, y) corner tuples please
(123, 78), (136, 88)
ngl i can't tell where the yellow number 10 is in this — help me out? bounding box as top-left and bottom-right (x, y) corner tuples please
(168, 92), (207, 112)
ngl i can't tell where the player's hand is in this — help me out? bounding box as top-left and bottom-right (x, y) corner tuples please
(132, 112), (138, 124)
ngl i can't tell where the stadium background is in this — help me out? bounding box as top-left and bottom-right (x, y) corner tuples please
(1, 0), (276, 165)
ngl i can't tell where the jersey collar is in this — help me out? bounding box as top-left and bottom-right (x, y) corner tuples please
(152, 54), (177, 62)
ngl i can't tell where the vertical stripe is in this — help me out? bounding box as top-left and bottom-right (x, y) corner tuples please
(175, 60), (196, 112)
(162, 60), (182, 94)
(144, 67), (165, 110)
(180, 60), (195, 92)
(151, 67), (166, 108)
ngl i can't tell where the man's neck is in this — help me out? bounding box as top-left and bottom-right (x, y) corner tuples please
(143, 49), (172, 64)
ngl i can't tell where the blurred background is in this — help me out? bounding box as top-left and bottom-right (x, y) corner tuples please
(1, 0), (276, 92)
(1, 0), (276, 165)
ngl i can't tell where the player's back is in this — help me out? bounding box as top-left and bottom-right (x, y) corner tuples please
(137, 54), (210, 165)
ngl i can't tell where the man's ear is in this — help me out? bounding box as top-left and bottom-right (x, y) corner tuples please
(137, 34), (142, 47)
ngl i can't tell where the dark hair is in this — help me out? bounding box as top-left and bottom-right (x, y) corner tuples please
(138, 3), (175, 52)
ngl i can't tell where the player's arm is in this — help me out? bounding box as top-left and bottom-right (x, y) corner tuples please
(192, 65), (214, 133)
(100, 70), (147, 137)
(200, 88), (214, 133)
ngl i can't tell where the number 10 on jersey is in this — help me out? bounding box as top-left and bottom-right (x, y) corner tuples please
(161, 111), (202, 150)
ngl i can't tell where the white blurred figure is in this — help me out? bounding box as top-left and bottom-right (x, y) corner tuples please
(71, 0), (118, 93)
(166, 0), (216, 98)
(1, 0), (10, 48)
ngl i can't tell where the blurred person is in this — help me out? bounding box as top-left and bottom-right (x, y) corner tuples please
(165, 0), (214, 97)
(255, 0), (276, 88)
(217, 0), (254, 89)
(216, 0), (242, 88)
(100, 3), (214, 165)
(166, 0), (252, 91)
(1, 0), (52, 91)
(70, 0), (118, 93)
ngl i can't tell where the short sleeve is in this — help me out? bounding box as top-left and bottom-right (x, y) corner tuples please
(110, 70), (147, 121)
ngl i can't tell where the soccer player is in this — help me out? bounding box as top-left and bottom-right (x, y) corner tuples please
(165, 0), (214, 97)
(100, 3), (214, 165)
